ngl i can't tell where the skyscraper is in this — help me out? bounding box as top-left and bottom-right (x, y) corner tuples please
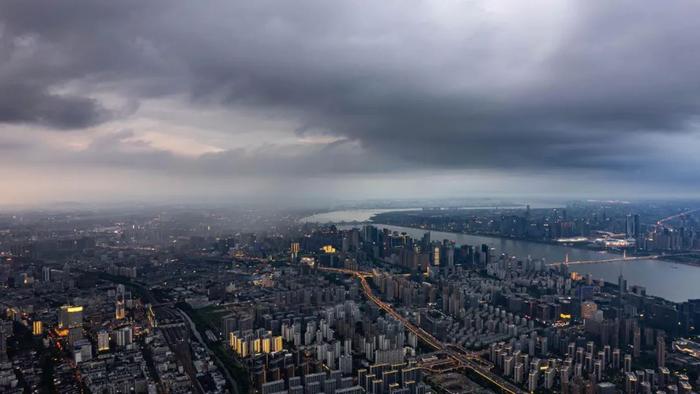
(618, 274), (627, 295)
(656, 334), (666, 368)
(625, 214), (641, 238)
(59, 305), (83, 328)
(32, 320), (42, 336)
(59, 305), (84, 344)
(432, 246), (440, 266)
(97, 330), (110, 352)
(633, 327), (641, 358)
(626, 215), (634, 237)
(290, 242), (300, 261)
(581, 301), (598, 320)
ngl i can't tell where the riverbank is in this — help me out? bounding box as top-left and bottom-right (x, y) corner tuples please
(372, 220), (700, 269)
(344, 222), (700, 302)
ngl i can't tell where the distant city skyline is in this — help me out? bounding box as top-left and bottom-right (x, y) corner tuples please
(2, 1), (700, 205)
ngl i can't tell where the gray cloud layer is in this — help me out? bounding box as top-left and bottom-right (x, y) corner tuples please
(1, 0), (700, 201)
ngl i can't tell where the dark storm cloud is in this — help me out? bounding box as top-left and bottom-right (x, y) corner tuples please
(0, 82), (109, 129)
(1, 0), (700, 176)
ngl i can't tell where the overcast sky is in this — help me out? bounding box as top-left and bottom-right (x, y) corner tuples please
(1, 0), (700, 206)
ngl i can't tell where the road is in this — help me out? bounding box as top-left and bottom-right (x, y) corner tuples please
(318, 266), (523, 394)
(177, 308), (241, 394)
(157, 309), (206, 394)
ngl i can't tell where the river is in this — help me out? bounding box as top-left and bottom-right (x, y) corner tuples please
(300, 206), (552, 224)
(302, 209), (700, 303)
(301, 209), (418, 223)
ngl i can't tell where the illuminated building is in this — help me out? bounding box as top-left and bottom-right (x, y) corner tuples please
(230, 330), (284, 357)
(115, 284), (126, 320)
(262, 337), (271, 353)
(321, 245), (336, 254)
(59, 305), (84, 329)
(115, 301), (126, 320)
(97, 330), (110, 352)
(580, 301), (598, 320)
(290, 242), (300, 260)
(625, 372), (637, 394)
(300, 256), (315, 267)
(146, 304), (157, 328)
(273, 336), (283, 352)
(32, 320), (42, 335)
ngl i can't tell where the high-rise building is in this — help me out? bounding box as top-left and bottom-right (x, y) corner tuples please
(480, 244), (490, 265)
(594, 360), (603, 381)
(545, 368), (555, 389)
(421, 232), (430, 251)
(560, 365), (570, 386)
(32, 320), (42, 335)
(624, 354), (632, 373)
(291, 242), (300, 261)
(59, 305), (83, 329)
(432, 246), (440, 266)
(114, 326), (133, 347)
(581, 301), (598, 320)
(626, 215), (634, 238)
(514, 363), (524, 383)
(633, 327), (641, 358)
(97, 330), (110, 352)
(528, 371), (539, 392)
(42, 266), (51, 282)
(656, 334), (666, 368)
(115, 284), (126, 320)
(618, 274), (627, 295)
(625, 372), (637, 394)
(612, 348), (621, 370)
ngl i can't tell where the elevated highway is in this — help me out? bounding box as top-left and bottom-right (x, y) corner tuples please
(547, 252), (693, 266)
(318, 266), (523, 394)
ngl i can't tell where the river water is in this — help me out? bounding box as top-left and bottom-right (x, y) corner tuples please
(301, 209), (418, 223)
(302, 209), (700, 302)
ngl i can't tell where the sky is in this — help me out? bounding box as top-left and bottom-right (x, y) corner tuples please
(1, 0), (700, 206)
